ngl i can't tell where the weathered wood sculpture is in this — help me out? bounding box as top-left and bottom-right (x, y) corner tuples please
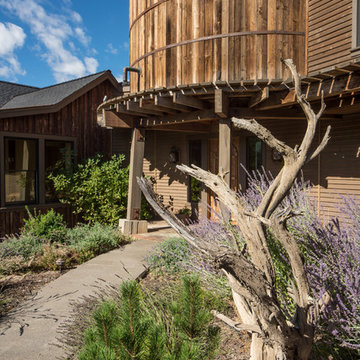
(138, 59), (330, 360)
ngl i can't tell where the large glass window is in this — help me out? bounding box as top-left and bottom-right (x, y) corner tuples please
(5, 138), (37, 204)
(45, 141), (72, 202)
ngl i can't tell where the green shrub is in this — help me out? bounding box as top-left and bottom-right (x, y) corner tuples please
(0, 234), (42, 260)
(78, 277), (220, 360)
(67, 223), (128, 262)
(48, 154), (130, 226)
(147, 237), (190, 272)
(21, 208), (67, 243)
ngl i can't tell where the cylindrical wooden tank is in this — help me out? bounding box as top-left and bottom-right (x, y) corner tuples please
(129, 0), (306, 92)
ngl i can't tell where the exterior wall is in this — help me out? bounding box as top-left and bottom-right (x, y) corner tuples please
(308, 0), (353, 73)
(0, 79), (118, 237)
(112, 128), (132, 166)
(142, 117), (360, 222)
(129, 0), (306, 91)
(143, 131), (189, 213)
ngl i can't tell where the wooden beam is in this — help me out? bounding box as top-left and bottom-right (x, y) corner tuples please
(127, 101), (165, 116)
(103, 109), (136, 128)
(248, 87), (269, 108)
(215, 89), (229, 118)
(143, 123), (210, 133)
(139, 109), (218, 127)
(139, 98), (177, 114)
(127, 128), (145, 220)
(154, 95), (192, 112)
(173, 92), (207, 109)
(258, 72), (360, 111)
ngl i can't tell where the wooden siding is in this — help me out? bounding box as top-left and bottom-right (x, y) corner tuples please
(129, 0), (306, 92)
(144, 116), (360, 222)
(0, 80), (116, 160)
(308, 0), (353, 73)
(0, 204), (77, 238)
(143, 131), (190, 213)
(112, 128), (132, 166)
(0, 80), (117, 236)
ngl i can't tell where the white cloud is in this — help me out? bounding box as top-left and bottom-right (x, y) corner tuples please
(0, 0), (99, 82)
(0, 22), (26, 79)
(84, 57), (98, 73)
(106, 43), (118, 55)
(71, 11), (82, 23)
(75, 27), (90, 46)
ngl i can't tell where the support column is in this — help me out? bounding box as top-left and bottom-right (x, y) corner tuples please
(218, 118), (232, 219)
(219, 118), (232, 186)
(119, 127), (148, 235)
(127, 128), (145, 220)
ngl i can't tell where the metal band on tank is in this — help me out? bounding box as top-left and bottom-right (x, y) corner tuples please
(130, 30), (305, 67)
(130, 0), (170, 31)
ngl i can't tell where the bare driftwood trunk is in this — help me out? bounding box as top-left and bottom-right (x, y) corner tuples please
(138, 59), (330, 359)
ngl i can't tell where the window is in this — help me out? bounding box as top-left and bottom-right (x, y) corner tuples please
(188, 140), (202, 202)
(246, 136), (263, 174)
(45, 141), (72, 203)
(5, 138), (37, 204)
(0, 134), (75, 207)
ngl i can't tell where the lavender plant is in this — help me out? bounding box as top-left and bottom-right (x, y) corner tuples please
(191, 169), (360, 354)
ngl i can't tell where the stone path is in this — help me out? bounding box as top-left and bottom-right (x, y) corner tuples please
(0, 230), (174, 360)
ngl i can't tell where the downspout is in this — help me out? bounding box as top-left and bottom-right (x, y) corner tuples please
(123, 67), (142, 92)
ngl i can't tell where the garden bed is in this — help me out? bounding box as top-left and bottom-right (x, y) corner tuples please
(0, 271), (63, 317)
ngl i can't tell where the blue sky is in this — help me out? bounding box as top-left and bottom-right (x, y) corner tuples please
(0, 0), (129, 87)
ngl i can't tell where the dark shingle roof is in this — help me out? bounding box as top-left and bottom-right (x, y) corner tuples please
(0, 81), (39, 107)
(1, 71), (109, 110)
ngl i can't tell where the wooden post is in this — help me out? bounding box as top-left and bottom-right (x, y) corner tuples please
(127, 128), (145, 220)
(0, 134), (4, 208)
(38, 139), (45, 204)
(219, 118), (232, 186)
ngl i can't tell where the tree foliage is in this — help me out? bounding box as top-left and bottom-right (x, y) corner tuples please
(48, 154), (129, 225)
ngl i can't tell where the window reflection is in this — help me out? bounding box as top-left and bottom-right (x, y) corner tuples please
(5, 138), (37, 203)
(45, 141), (72, 202)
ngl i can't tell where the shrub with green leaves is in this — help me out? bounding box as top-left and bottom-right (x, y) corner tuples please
(78, 277), (220, 360)
(67, 223), (128, 262)
(147, 237), (190, 272)
(21, 208), (67, 243)
(48, 154), (129, 226)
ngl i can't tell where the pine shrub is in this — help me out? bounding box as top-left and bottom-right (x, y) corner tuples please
(78, 277), (220, 360)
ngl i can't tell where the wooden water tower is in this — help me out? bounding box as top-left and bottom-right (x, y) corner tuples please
(129, 0), (306, 92)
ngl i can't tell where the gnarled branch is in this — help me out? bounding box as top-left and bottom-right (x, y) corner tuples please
(232, 117), (295, 159)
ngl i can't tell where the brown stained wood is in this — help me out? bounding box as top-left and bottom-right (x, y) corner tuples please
(103, 110), (135, 128)
(308, 0), (353, 74)
(139, 98), (177, 114)
(127, 100), (165, 116)
(154, 95), (192, 112)
(249, 87), (270, 108)
(215, 88), (229, 118)
(173, 92), (207, 109)
(129, 0), (306, 92)
(219, 118), (232, 185)
(127, 128), (145, 220)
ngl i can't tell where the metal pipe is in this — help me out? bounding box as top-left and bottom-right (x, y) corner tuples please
(123, 67), (141, 91)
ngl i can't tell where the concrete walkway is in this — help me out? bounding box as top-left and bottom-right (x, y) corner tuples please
(0, 233), (173, 360)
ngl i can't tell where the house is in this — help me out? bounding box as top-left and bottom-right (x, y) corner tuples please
(98, 0), (360, 233)
(0, 70), (131, 237)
